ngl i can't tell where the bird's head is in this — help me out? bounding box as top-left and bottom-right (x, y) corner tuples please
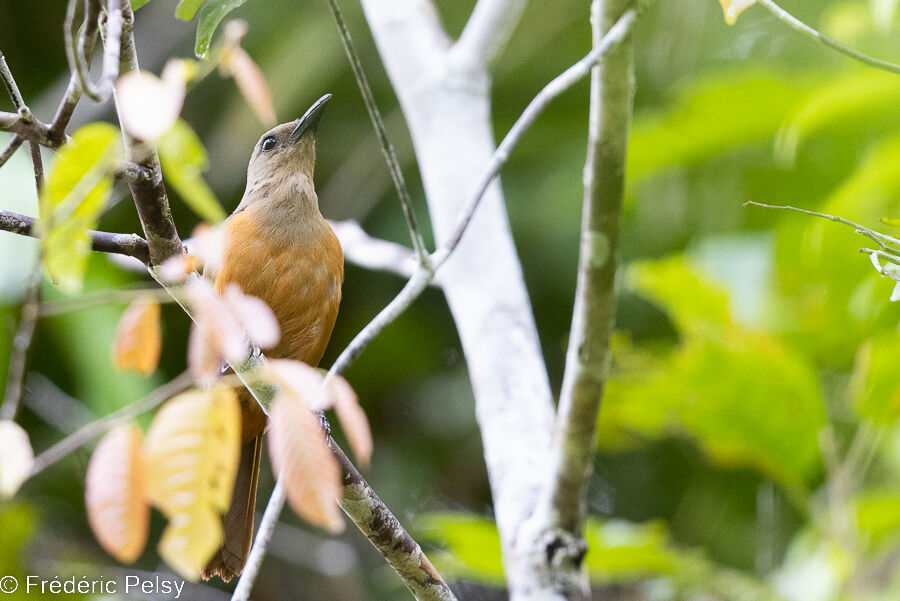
(246, 94), (332, 186)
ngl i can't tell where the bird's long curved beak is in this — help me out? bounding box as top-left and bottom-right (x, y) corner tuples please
(290, 94), (332, 143)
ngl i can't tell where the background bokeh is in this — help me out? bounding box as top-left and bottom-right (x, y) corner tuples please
(3, 0), (900, 599)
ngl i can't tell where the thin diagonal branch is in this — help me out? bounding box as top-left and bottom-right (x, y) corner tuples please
(758, 0), (900, 75)
(0, 135), (24, 167)
(325, 0), (428, 264)
(434, 6), (639, 266)
(0, 51), (26, 110)
(29, 371), (193, 476)
(0, 209), (151, 263)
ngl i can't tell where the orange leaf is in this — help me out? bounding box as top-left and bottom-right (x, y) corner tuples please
(268, 393), (344, 533)
(112, 297), (162, 376)
(221, 45), (276, 127)
(85, 424), (149, 564)
(329, 376), (372, 468)
(0, 420), (34, 499)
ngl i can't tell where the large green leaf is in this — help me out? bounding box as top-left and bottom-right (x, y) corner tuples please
(195, 0), (249, 58)
(158, 119), (226, 223)
(131, 0), (154, 9)
(777, 70), (900, 162)
(602, 257), (825, 493)
(40, 122), (121, 294)
(628, 70), (813, 183)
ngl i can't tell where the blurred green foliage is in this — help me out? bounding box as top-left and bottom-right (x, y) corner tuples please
(3, 0), (900, 599)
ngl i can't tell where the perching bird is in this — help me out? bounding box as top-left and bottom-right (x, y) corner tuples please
(202, 94), (344, 581)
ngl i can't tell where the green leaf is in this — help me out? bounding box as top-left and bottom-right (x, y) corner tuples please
(195, 0), (249, 58)
(157, 119), (226, 223)
(628, 70), (812, 182)
(131, 0), (154, 9)
(848, 336), (900, 424)
(175, 0), (207, 21)
(583, 520), (678, 581)
(602, 257), (825, 492)
(40, 122), (121, 294)
(854, 490), (900, 550)
(777, 70), (900, 162)
(414, 512), (505, 585)
(881, 217), (900, 227)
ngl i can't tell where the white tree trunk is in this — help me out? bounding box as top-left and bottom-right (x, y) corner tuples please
(359, 1), (560, 598)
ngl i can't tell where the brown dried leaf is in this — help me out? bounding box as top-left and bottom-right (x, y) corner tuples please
(112, 297), (162, 376)
(0, 420), (34, 499)
(329, 376), (373, 469)
(222, 283), (280, 350)
(265, 359), (328, 410)
(268, 393), (344, 533)
(85, 424), (149, 564)
(221, 45), (276, 127)
(144, 387), (241, 580)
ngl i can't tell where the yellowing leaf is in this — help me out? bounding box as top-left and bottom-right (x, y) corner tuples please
(85, 424), (149, 564)
(158, 119), (226, 223)
(329, 376), (372, 468)
(116, 61), (187, 141)
(158, 506), (223, 580)
(112, 297), (162, 375)
(0, 420), (34, 499)
(144, 387), (241, 580)
(40, 122), (121, 293)
(718, 0), (756, 25)
(268, 393), (344, 533)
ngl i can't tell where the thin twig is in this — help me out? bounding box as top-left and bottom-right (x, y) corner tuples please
(758, 0), (900, 75)
(29, 371), (193, 476)
(433, 6), (639, 266)
(745, 201), (900, 253)
(0, 51), (26, 110)
(40, 285), (178, 317)
(325, 0), (429, 265)
(0, 135), (24, 167)
(0, 209), (151, 263)
(0, 143), (45, 421)
(65, 0), (123, 102)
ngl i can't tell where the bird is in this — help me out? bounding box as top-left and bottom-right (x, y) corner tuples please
(202, 94), (344, 582)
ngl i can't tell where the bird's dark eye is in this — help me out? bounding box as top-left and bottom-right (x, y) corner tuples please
(261, 136), (278, 152)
